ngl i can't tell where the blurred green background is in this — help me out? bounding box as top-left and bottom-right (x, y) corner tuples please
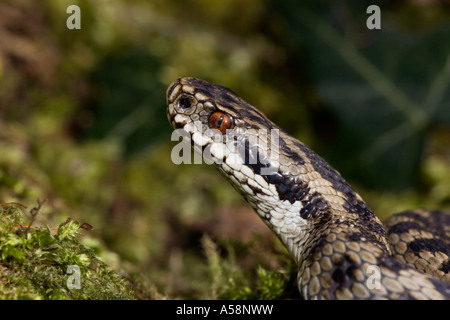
(0, 0), (449, 299)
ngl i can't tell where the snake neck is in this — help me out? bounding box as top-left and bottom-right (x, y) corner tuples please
(222, 131), (392, 265)
(247, 188), (391, 266)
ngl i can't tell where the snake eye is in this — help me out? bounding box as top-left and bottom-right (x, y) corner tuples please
(175, 94), (197, 114)
(209, 112), (233, 134)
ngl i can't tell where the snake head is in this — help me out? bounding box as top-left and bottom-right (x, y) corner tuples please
(166, 77), (285, 183)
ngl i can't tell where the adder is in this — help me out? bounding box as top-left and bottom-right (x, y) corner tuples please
(166, 77), (450, 300)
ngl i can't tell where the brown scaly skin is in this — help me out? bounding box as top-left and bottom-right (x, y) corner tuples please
(166, 77), (450, 300)
(385, 209), (450, 283)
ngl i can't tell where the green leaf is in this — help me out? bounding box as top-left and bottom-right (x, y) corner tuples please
(57, 220), (80, 241)
(1, 246), (25, 261)
(32, 229), (55, 247)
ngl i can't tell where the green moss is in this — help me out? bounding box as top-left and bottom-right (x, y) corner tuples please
(0, 203), (135, 300)
(202, 235), (292, 300)
(217, 267), (290, 300)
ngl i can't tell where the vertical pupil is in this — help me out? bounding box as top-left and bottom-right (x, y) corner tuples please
(208, 112), (232, 133)
(216, 116), (224, 128)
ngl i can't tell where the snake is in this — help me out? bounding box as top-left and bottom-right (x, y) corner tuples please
(166, 77), (450, 300)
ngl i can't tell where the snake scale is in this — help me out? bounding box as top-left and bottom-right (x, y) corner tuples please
(166, 77), (450, 300)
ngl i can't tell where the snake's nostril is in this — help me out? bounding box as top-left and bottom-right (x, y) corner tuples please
(174, 94), (197, 115)
(178, 96), (193, 110)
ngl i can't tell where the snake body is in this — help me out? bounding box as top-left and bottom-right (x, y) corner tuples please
(166, 77), (450, 300)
